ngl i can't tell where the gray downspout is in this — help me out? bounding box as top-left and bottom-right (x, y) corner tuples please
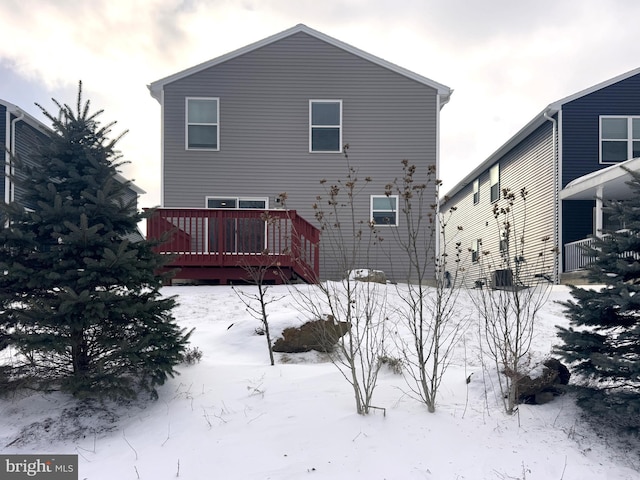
(8, 110), (25, 203)
(543, 111), (559, 284)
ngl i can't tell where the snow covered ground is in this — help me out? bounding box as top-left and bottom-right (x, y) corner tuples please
(1, 284), (639, 479)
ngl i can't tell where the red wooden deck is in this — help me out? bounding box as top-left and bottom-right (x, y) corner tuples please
(146, 208), (320, 284)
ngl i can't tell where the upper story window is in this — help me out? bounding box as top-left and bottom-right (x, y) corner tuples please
(490, 164), (500, 202)
(371, 195), (398, 226)
(186, 98), (219, 150)
(600, 116), (640, 163)
(473, 178), (480, 205)
(310, 100), (342, 153)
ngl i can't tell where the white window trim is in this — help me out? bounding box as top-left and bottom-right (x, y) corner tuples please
(309, 99), (342, 153)
(204, 196), (269, 254)
(371, 195), (398, 227)
(599, 115), (640, 164)
(204, 196), (269, 209)
(490, 164), (500, 203)
(499, 228), (508, 253)
(472, 238), (481, 263)
(186, 97), (220, 151)
(473, 178), (480, 205)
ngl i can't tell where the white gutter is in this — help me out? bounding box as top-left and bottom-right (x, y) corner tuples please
(543, 111), (559, 283)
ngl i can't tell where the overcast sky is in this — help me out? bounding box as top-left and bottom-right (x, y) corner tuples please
(2, 0), (640, 207)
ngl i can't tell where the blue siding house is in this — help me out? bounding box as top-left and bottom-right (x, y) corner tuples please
(1, 100), (51, 208)
(1, 99), (144, 231)
(442, 67), (640, 285)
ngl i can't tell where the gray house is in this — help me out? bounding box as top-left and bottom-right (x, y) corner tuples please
(441, 67), (640, 287)
(146, 24), (452, 283)
(1, 99), (145, 232)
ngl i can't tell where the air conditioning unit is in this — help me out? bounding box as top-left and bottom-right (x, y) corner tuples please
(493, 269), (513, 288)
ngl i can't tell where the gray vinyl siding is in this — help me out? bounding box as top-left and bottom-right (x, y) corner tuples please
(161, 32), (440, 281)
(442, 122), (556, 287)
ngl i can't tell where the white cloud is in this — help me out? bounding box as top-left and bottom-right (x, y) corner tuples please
(0, 0), (639, 203)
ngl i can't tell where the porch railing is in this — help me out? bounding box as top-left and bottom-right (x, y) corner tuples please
(564, 237), (595, 272)
(146, 208), (320, 283)
(564, 231), (640, 273)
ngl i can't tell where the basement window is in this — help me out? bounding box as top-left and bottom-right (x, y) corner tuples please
(371, 195), (398, 226)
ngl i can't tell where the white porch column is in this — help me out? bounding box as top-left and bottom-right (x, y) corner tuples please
(595, 186), (604, 238)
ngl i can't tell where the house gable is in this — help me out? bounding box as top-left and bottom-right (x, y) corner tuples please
(150, 25), (451, 281)
(561, 71), (640, 188)
(149, 24), (452, 104)
(158, 29), (446, 209)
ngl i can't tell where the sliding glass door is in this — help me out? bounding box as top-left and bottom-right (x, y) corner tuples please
(207, 197), (268, 253)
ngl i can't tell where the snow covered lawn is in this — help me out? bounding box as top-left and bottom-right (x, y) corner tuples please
(1, 285), (638, 479)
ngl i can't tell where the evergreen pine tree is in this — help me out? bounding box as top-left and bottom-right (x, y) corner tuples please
(0, 84), (190, 400)
(557, 168), (640, 429)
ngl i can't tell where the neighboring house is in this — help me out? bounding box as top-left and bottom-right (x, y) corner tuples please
(2, 99), (50, 207)
(441, 67), (640, 286)
(146, 24), (452, 283)
(1, 99), (145, 237)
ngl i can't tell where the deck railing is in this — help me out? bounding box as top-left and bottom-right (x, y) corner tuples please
(146, 208), (320, 283)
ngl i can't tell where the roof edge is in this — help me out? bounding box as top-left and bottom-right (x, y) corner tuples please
(148, 24), (452, 103)
(442, 66), (640, 203)
(549, 65), (640, 111)
(442, 105), (558, 202)
(1, 99), (145, 195)
(560, 156), (640, 200)
(0, 98), (51, 134)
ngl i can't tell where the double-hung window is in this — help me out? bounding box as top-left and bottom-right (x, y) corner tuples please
(186, 98), (219, 150)
(490, 164), (500, 202)
(499, 228), (508, 253)
(310, 100), (342, 152)
(473, 178), (480, 205)
(371, 195), (398, 226)
(600, 116), (640, 163)
(472, 239), (481, 263)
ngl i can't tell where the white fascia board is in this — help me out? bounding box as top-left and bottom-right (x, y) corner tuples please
(560, 156), (640, 200)
(548, 66), (640, 111)
(1, 99), (51, 134)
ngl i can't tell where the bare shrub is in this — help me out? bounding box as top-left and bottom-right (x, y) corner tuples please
(294, 145), (388, 415)
(385, 160), (469, 412)
(472, 187), (557, 414)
